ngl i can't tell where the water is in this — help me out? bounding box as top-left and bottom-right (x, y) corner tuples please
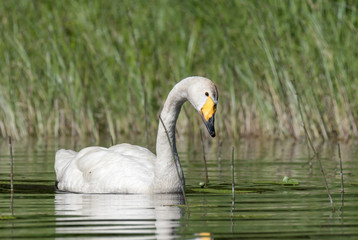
(0, 138), (357, 239)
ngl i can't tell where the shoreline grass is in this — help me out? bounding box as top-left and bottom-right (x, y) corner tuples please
(1, 1), (358, 141)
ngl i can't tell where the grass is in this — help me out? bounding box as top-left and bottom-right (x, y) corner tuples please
(1, 0), (358, 141)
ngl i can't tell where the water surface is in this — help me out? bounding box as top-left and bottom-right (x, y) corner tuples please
(0, 138), (357, 239)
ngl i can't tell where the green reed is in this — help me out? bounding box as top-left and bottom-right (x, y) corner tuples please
(1, 0), (358, 141)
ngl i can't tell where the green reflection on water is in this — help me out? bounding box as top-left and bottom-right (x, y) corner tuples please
(0, 139), (357, 239)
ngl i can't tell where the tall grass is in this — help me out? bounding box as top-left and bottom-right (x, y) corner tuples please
(1, 0), (358, 141)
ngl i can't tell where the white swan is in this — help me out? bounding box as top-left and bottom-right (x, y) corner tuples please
(55, 76), (218, 193)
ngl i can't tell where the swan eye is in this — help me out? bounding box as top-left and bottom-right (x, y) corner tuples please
(205, 92), (209, 97)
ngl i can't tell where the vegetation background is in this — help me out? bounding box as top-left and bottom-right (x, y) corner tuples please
(1, 0), (358, 143)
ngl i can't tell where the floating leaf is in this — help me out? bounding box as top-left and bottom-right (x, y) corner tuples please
(0, 215), (16, 220)
(190, 188), (256, 194)
(282, 176), (299, 185)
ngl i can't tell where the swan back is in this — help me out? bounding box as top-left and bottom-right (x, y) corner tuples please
(55, 144), (156, 193)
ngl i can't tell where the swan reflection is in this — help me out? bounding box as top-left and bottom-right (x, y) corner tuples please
(55, 192), (183, 239)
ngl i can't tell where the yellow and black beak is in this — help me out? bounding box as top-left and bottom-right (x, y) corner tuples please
(200, 96), (217, 137)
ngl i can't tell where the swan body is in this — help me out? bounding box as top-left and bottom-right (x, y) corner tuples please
(55, 144), (155, 193)
(55, 76), (218, 193)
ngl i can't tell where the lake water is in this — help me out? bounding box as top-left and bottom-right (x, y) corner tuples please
(0, 137), (357, 239)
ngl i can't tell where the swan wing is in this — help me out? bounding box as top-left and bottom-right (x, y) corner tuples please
(55, 144), (156, 193)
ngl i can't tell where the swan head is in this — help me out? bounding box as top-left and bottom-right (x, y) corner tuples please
(186, 76), (218, 138)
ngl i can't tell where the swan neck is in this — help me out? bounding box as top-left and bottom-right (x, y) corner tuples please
(154, 82), (187, 192)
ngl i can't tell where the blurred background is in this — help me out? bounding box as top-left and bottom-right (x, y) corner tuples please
(1, 0), (358, 143)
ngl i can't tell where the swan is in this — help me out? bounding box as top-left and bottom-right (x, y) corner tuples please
(55, 76), (218, 193)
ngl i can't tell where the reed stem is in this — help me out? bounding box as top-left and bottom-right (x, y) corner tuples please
(338, 143), (344, 207)
(231, 146), (235, 230)
(200, 129), (209, 185)
(110, 135), (114, 147)
(218, 139), (223, 178)
(231, 146), (235, 203)
(159, 116), (190, 215)
(218, 140), (223, 161)
(10, 189), (14, 216)
(296, 92), (335, 212)
(8, 136), (14, 194)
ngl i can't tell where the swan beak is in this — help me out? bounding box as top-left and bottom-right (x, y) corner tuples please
(201, 97), (217, 137)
